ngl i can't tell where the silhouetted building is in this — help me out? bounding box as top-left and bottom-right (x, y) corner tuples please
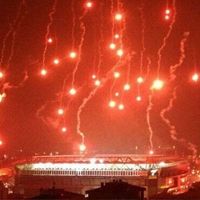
(85, 180), (145, 200)
(30, 186), (85, 199)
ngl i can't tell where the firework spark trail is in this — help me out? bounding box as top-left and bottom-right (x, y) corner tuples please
(0, 0), (26, 67)
(160, 32), (197, 156)
(139, 0), (146, 75)
(169, 32), (189, 81)
(71, 11), (87, 87)
(145, 57), (151, 77)
(71, 0), (76, 49)
(76, 55), (130, 146)
(146, 93), (154, 150)
(157, 0), (176, 76)
(110, 0), (115, 38)
(41, 0), (57, 68)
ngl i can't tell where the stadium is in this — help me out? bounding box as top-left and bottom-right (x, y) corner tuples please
(12, 154), (190, 198)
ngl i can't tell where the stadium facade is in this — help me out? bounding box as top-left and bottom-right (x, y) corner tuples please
(14, 154), (190, 198)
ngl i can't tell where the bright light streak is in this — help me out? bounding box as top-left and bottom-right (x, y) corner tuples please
(94, 79), (101, 86)
(118, 103), (124, 110)
(47, 38), (53, 44)
(109, 100), (116, 108)
(85, 1), (93, 8)
(136, 95), (142, 102)
(109, 43), (116, 50)
(192, 73), (199, 82)
(123, 83), (131, 91)
(137, 76), (144, 84)
(115, 13), (123, 21)
(69, 51), (77, 59)
(151, 79), (164, 90)
(116, 49), (124, 57)
(53, 58), (60, 65)
(79, 143), (86, 152)
(57, 108), (64, 115)
(69, 88), (77, 95)
(40, 68), (47, 76)
(61, 127), (67, 133)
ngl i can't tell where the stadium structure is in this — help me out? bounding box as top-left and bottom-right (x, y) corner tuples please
(12, 154), (190, 198)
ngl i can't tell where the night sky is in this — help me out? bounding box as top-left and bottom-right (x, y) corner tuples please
(0, 0), (200, 156)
